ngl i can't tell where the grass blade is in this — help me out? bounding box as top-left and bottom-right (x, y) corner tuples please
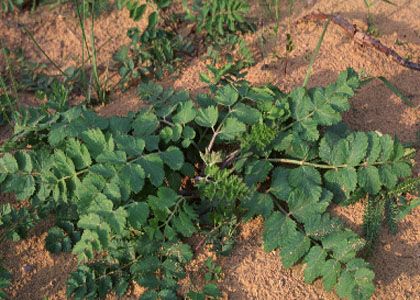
(377, 76), (413, 107)
(302, 18), (331, 88)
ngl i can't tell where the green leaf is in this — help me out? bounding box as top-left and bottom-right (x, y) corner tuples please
(121, 164), (145, 193)
(139, 154), (164, 187)
(379, 135), (394, 161)
(263, 212), (297, 252)
(133, 112), (159, 137)
(304, 213), (342, 239)
(346, 133), (369, 166)
(270, 167), (292, 200)
(3, 174), (37, 200)
(173, 210), (196, 237)
(203, 283), (221, 297)
(53, 149), (76, 176)
(288, 189), (331, 222)
(160, 127), (174, 143)
(144, 135), (160, 151)
(48, 125), (68, 146)
(321, 230), (365, 263)
(366, 132), (381, 164)
(148, 11), (159, 29)
(109, 115), (132, 134)
(280, 232), (311, 268)
(127, 202), (149, 230)
(114, 135), (145, 156)
(103, 181), (121, 202)
(243, 193), (273, 220)
(0, 153), (18, 173)
(15, 151), (33, 173)
(80, 128), (109, 158)
(319, 132), (368, 166)
(358, 166), (381, 194)
(232, 103), (262, 124)
(310, 87), (342, 125)
(130, 3), (147, 21)
(171, 124), (183, 142)
(160, 146), (184, 171)
(172, 101), (196, 124)
(65, 139), (92, 170)
(274, 132), (313, 160)
(336, 267), (375, 300)
(96, 151), (127, 164)
(303, 245), (327, 283)
(100, 208), (128, 235)
(183, 126), (196, 140)
(244, 160), (272, 186)
(288, 166), (322, 202)
(214, 84), (239, 106)
(322, 259), (341, 291)
(379, 165), (398, 189)
(72, 229), (102, 261)
(219, 117), (246, 140)
(15, 175), (36, 200)
(148, 187), (178, 214)
(324, 167), (357, 201)
(263, 214), (286, 251)
(195, 106), (218, 128)
(166, 242), (193, 262)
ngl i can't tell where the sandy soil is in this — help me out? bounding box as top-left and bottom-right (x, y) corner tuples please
(0, 0), (419, 299)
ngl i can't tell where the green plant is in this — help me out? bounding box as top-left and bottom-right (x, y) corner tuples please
(187, 258), (222, 299)
(0, 263), (11, 300)
(71, 0), (110, 104)
(363, 177), (420, 251)
(114, 0), (254, 89)
(0, 0), (72, 12)
(204, 35), (254, 75)
(0, 77), (16, 126)
(113, 0), (193, 88)
(183, 0), (252, 40)
(363, 0), (395, 37)
(183, 0), (254, 64)
(0, 67), (419, 299)
(1, 0), (23, 12)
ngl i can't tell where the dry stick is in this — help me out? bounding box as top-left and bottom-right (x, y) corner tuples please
(301, 13), (420, 72)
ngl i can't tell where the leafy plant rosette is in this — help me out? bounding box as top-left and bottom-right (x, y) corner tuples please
(0, 68), (419, 299)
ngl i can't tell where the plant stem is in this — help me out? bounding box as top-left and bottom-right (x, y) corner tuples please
(161, 119), (175, 127)
(267, 156), (410, 169)
(21, 26), (68, 78)
(268, 157), (347, 169)
(0, 40), (19, 99)
(206, 128), (220, 153)
(206, 108), (232, 153)
(160, 197), (185, 229)
(0, 77), (13, 124)
(90, 2), (104, 102)
(302, 17), (330, 88)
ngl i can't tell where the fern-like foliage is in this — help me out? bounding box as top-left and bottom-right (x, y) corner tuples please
(363, 176), (420, 250)
(0, 68), (418, 299)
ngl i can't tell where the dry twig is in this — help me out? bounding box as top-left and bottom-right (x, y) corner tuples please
(301, 13), (420, 71)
